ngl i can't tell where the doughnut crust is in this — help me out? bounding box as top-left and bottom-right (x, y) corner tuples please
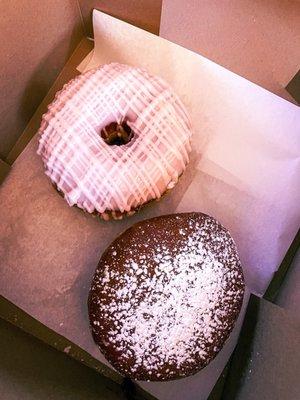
(88, 213), (244, 381)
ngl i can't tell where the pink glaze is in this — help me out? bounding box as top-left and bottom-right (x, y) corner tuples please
(38, 63), (192, 217)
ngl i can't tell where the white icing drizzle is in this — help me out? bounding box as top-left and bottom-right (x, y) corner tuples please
(37, 63), (192, 215)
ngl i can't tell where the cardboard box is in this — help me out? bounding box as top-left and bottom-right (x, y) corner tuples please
(0, 0), (84, 161)
(0, 2), (299, 400)
(160, 0), (300, 104)
(221, 295), (300, 400)
(0, 314), (125, 400)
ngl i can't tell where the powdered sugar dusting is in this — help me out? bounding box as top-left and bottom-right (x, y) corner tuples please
(89, 213), (244, 381)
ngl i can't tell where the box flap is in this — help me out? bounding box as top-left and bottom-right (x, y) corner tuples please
(0, 316), (124, 400)
(160, 0), (300, 103)
(77, 0), (162, 37)
(0, 0), (83, 159)
(222, 296), (300, 399)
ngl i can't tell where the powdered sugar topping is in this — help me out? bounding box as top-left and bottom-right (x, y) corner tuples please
(89, 213), (244, 380)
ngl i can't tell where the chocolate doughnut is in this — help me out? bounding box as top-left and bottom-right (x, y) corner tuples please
(88, 213), (244, 381)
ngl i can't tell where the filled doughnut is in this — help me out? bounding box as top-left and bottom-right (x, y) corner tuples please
(88, 213), (245, 381)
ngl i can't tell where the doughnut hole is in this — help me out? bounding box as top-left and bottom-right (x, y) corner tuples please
(100, 121), (134, 146)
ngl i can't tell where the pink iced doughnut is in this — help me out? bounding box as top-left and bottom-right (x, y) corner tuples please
(38, 63), (192, 220)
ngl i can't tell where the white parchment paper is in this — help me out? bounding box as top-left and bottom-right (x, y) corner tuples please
(80, 10), (300, 296)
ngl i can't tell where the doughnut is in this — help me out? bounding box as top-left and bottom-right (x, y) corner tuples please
(88, 213), (245, 381)
(37, 63), (192, 220)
